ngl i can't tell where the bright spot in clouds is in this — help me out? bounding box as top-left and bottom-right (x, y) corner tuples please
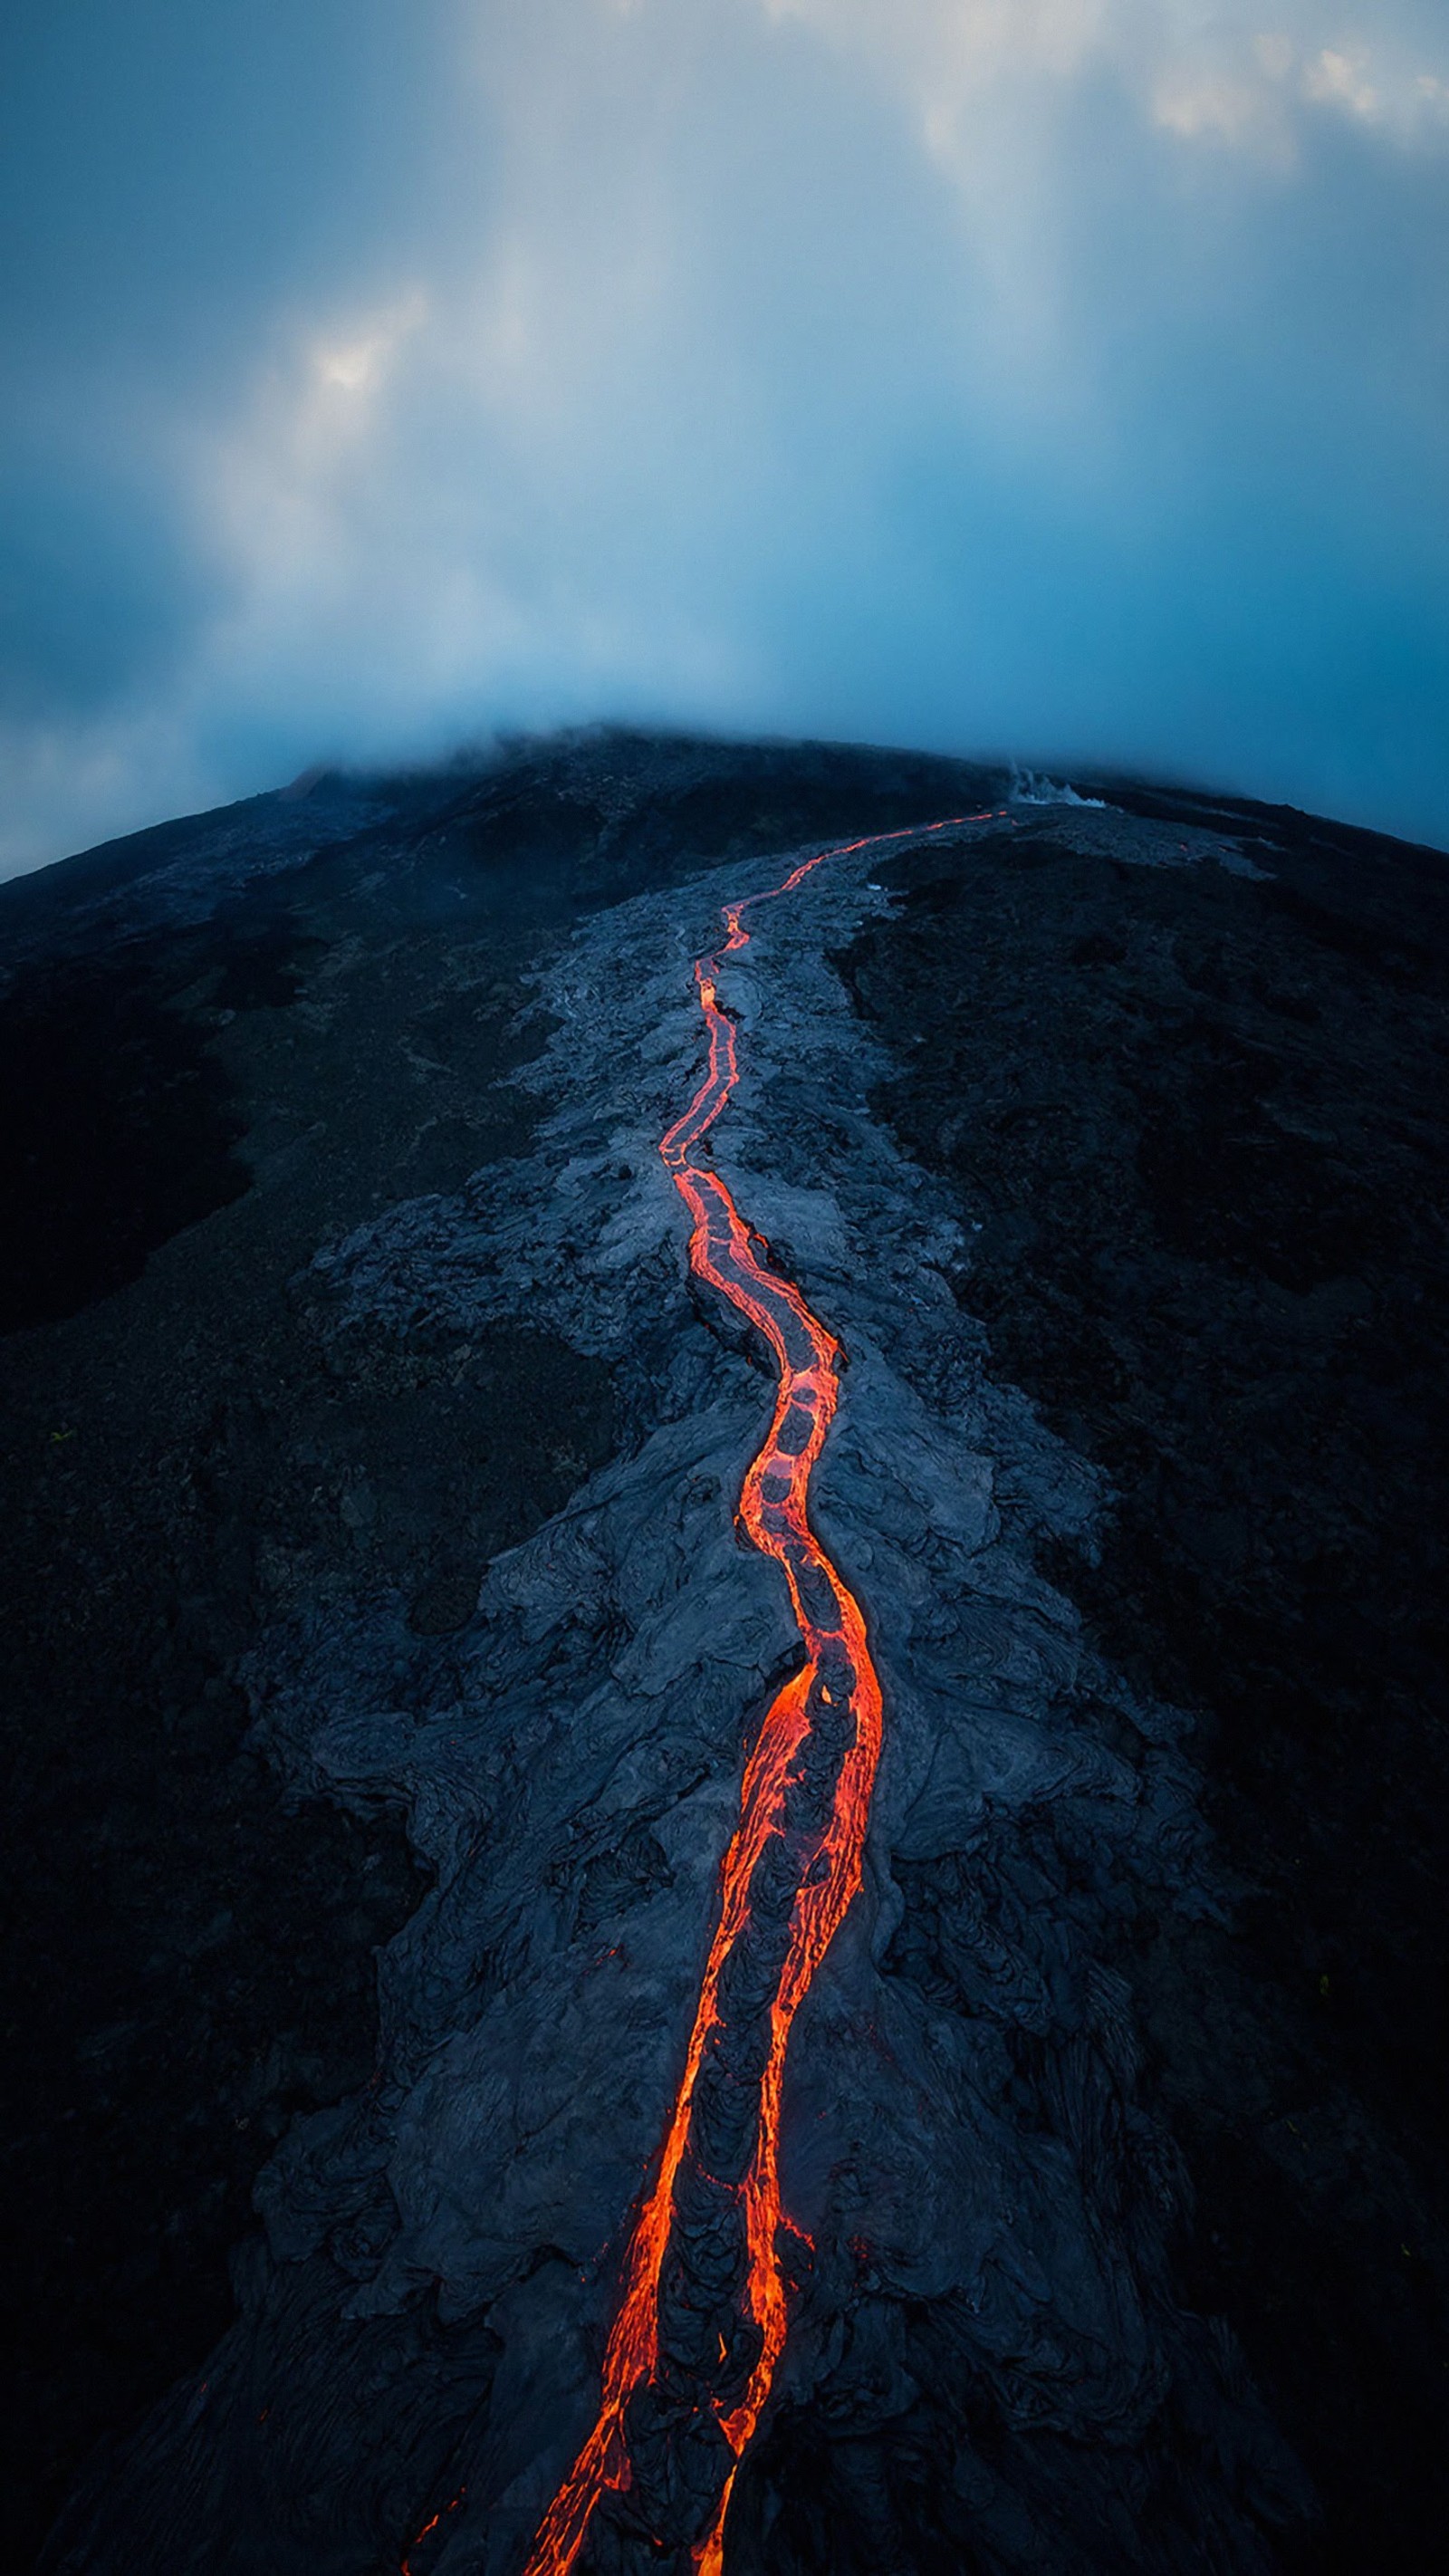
(1, 0), (1446, 870)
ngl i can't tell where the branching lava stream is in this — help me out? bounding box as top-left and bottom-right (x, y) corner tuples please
(519, 817), (989, 2575)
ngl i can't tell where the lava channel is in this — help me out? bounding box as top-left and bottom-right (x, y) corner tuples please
(521, 814), (993, 2576)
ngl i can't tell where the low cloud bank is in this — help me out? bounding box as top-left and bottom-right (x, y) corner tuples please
(2, 0), (1446, 870)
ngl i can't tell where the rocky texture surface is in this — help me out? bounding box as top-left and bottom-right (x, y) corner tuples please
(840, 784), (1449, 2571)
(3, 736), (1444, 2572)
(0, 733), (1013, 2563)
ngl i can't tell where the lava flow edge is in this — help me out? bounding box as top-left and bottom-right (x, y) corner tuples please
(519, 816), (989, 2576)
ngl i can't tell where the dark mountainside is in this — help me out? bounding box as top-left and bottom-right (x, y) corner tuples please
(0, 732), (1444, 2574)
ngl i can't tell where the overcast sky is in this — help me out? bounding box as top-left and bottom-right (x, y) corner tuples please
(2, 1), (1447, 871)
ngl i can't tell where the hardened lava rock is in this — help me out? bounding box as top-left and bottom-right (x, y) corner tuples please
(40, 791), (1323, 2576)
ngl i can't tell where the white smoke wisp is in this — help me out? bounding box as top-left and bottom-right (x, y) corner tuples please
(1009, 767), (1107, 808)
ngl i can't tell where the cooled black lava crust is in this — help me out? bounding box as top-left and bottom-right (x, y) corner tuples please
(3, 735), (1446, 2572)
(840, 786), (1449, 2573)
(0, 731), (1003, 2566)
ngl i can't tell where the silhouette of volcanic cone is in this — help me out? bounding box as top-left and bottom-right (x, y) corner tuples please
(3, 731), (1445, 2576)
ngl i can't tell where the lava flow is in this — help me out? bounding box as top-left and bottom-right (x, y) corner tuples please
(522, 815), (991, 2576)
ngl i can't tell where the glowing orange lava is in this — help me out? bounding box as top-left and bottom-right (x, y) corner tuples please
(403, 2489), (465, 2573)
(522, 814), (994, 2575)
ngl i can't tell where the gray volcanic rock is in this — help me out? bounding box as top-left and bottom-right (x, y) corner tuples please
(39, 800), (1303, 2574)
(5, 735), (1445, 2574)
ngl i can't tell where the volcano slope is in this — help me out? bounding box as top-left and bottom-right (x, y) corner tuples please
(3, 736), (1444, 2574)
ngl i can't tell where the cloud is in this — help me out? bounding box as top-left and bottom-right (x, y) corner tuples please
(1, 0), (1446, 870)
(764, 2), (1449, 157)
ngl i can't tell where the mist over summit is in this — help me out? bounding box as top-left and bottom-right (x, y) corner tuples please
(4, 2), (1448, 870)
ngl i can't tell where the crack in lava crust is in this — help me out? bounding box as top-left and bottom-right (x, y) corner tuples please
(520, 817), (992, 2576)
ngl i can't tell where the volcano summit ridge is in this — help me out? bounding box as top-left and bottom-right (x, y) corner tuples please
(10, 735), (1446, 2573)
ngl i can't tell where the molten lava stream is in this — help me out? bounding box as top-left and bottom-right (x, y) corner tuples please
(521, 815), (992, 2576)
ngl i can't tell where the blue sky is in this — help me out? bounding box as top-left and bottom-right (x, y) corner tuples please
(2, 0), (1447, 870)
